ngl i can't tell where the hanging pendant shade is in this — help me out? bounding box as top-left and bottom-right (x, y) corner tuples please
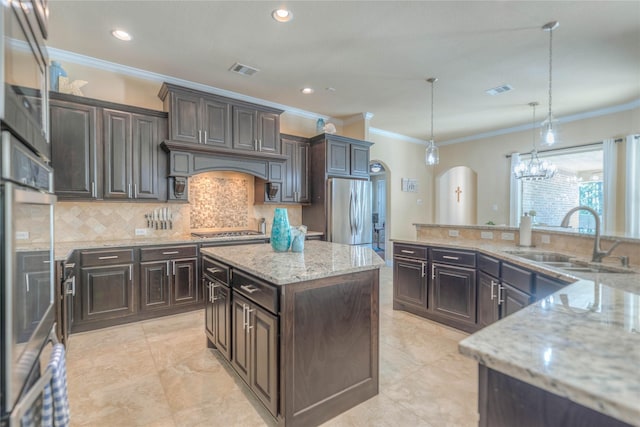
(425, 77), (439, 166)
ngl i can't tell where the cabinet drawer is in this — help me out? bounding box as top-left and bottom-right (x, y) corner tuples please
(140, 245), (197, 262)
(501, 262), (534, 294)
(478, 254), (500, 277)
(80, 249), (134, 266)
(202, 256), (230, 285)
(393, 243), (428, 260)
(232, 270), (278, 314)
(431, 248), (476, 268)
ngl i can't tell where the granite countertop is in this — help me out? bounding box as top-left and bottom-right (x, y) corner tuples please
(201, 240), (385, 285)
(393, 237), (640, 425)
(53, 231), (324, 261)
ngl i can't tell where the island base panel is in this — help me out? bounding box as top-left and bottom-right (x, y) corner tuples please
(281, 270), (379, 427)
(479, 365), (632, 427)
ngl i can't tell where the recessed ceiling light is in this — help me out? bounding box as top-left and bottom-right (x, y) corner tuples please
(111, 29), (132, 41)
(301, 87), (314, 95)
(272, 8), (293, 23)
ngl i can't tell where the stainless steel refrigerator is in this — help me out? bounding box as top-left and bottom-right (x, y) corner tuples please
(326, 178), (372, 245)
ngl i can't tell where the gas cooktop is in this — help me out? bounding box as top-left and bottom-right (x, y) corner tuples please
(191, 230), (263, 238)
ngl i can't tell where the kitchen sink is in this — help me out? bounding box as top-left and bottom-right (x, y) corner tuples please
(504, 251), (634, 274)
(503, 251), (573, 263)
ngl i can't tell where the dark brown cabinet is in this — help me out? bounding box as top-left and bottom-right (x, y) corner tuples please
(50, 93), (167, 201)
(103, 109), (164, 200)
(431, 262), (477, 329)
(500, 284), (532, 317)
(393, 243), (429, 313)
(232, 105), (280, 154)
(231, 292), (278, 417)
(161, 87), (231, 147)
(139, 245), (199, 312)
(50, 99), (98, 199)
(309, 133), (373, 179)
(76, 249), (135, 329)
(478, 271), (500, 328)
(281, 134), (310, 203)
(205, 281), (230, 360)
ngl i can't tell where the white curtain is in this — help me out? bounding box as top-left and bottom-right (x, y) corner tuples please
(509, 153), (521, 226)
(626, 135), (640, 237)
(602, 138), (617, 234)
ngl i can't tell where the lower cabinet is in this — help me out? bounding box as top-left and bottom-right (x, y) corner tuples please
(477, 271), (500, 328)
(231, 292), (278, 417)
(203, 255), (232, 361)
(501, 284), (533, 317)
(393, 257), (428, 312)
(431, 263), (477, 329)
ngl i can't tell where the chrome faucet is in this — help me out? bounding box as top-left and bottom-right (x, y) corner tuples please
(560, 206), (621, 263)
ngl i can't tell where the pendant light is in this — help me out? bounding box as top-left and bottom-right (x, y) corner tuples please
(514, 102), (557, 180)
(541, 21), (560, 145)
(425, 77), (439, 166)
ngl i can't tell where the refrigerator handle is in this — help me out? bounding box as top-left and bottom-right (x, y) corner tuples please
(349, 191), (355, 235)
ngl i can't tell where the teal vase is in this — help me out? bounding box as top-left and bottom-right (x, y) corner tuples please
(270, 208), (291, 252)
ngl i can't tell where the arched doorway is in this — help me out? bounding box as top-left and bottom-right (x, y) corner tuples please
(370, 161), (389, 261)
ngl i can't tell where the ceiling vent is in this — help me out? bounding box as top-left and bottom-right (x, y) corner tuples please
(485, 84), (514, 96)
(229, 62), (260, 77)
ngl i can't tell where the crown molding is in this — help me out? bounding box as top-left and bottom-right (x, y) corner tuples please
(369, 127), (426, 145)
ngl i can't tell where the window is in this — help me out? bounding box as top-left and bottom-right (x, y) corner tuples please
(520, 146), (603, 233)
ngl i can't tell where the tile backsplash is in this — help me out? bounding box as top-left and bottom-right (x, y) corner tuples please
(54, 171), (305, 242)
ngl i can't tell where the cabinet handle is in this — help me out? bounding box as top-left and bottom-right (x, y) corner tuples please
(98, 255), (119, 260)
(421, 262), (426, 278)
(203, 130), (207, 142)
(133, 184), (137, 198)
(198, 130), (202, 143)
(246, 308), (255, 333)
(206, 267), (221, 274)
(207, 281), (211, 302)
(498, 284), (505, 304)
(163, 251), (180, 255)
(431, 264), (436, 280)
(254, 139), (258, 151)
(490, 280), (497, 300)
(259, 140), (262, 151)
(401, 250), (415, 254)
(129, 265), (132, 281)
(240, 284), (259, 294)
(172, 260), (176, 276)
(242, 303), (248, 330)
(128, 183), (132, 198)
(65, 276), (76, 296)
(442, 255), (460, 260)
(210, 282), (221, 301)
(64, 263), (76, 269)
(166, 261), (170, 277)
(91, 181), (96, 198)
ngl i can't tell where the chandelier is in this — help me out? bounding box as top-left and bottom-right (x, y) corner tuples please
(541, 21), (560, 145)
(425, 77), (439, 166)
(514, 102), (557, 180)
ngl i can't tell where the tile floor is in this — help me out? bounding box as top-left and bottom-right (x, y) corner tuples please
(66, 266), (479, 426)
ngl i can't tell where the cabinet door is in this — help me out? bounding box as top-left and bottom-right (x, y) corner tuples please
(250, 306), (278, 417)
(80, 264), (134, 322)
(132, 114), (160, 200)
(140, 261), (170, 311)
(171, 258), (198, 305)
(202, 98), (231, 148)
(477, 272), (500, 328)
(257, 111), (280, 153)
(350, 143), (370, 178)
(170, 91), (201, 143)
(232, 294), (251, 383)
(281, 138), (296, 202)
(326, 139), (350, 176)
(432, 263), (477, 326)
(50, 100), (97, 199)
(103, 109), (132, 199)
(297, 142), (310, 203)
(501, 284), (532, 318)
(393, 258), (428, 311)
(214, 285), (231, 361)
(232, 106), (257, 151)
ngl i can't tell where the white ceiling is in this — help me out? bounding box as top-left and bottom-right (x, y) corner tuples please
(46, 1), (640, 143)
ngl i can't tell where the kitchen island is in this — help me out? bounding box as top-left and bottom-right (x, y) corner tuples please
(200, 241), (385, 427)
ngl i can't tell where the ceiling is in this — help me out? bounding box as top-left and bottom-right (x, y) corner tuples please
(45, 1), (640, 143)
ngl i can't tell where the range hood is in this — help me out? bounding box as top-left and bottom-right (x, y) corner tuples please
(161, 140), (287, 179)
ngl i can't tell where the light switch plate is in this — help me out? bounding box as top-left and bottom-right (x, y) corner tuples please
(481, 231), (494, 239)
(501, 232), (515, 241)
(135, 228), (147, 236)
(15, 231), (29, 240)
(448, 229), (459, 237)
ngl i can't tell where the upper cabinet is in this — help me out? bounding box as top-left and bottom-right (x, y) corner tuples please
(159, 83), (282, 155)
(50, 92), (168, 201)
(281, 134), (309, 203)
(310, 133), (373, 179)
